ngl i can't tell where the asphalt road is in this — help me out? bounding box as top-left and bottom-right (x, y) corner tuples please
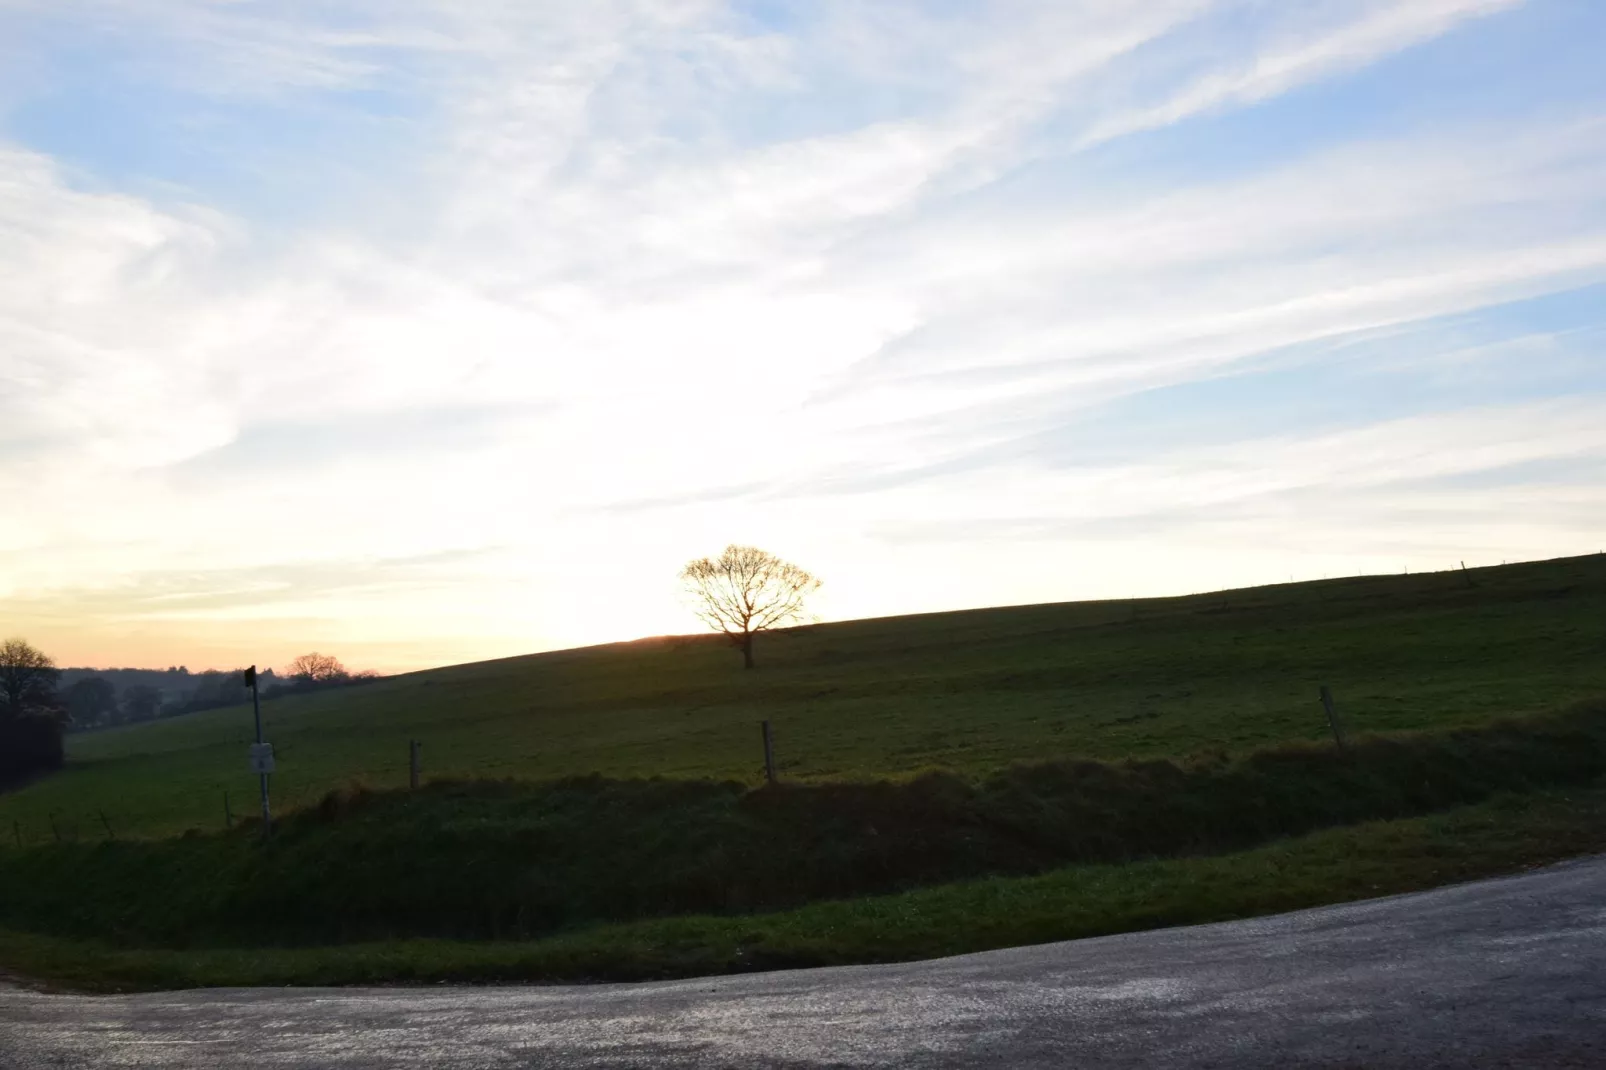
(3, 858), (1604, 1069)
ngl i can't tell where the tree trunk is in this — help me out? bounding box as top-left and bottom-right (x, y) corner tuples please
(741, 632), (755, 669)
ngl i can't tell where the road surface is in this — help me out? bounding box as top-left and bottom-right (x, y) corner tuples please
(2, 857), (1604, 1068)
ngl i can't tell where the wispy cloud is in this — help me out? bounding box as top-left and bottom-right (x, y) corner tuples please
(1, 0), (1601, 668)
(1078, 0), (1524, 145)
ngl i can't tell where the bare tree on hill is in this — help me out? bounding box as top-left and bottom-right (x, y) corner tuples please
(681, 545), (821, 669)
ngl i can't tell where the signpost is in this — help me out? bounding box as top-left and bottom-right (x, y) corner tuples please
(249, 742), (275, 774)
(244, 665), (272, 836)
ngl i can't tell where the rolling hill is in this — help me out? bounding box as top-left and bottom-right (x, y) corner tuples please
(3, 553), (1603, 842)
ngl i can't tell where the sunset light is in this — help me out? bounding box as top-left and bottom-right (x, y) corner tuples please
(3, 2), (1603, 674)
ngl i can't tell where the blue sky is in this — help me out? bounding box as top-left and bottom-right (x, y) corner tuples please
(1, 0), (1603, 671)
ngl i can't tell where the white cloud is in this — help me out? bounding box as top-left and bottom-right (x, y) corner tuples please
(0, 0), (1600, 669)
(0, 148), (238, 471)
(1080, 0), (1525, 145)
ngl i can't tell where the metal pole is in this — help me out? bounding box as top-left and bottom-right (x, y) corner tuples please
(1320, 685), (1349, 750)
(251, 667), (271, 835)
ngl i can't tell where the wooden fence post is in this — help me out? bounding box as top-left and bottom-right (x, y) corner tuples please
(1320, 685), (1349, 750)
(761, 720), (777, 785)
(409, 739), (422, 791)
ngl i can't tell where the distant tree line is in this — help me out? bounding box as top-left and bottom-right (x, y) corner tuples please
(1, 639), (385, 787)
(50, 666), (261, 728)
(54, 666), (278, 729)
(52, 654), (382, 733)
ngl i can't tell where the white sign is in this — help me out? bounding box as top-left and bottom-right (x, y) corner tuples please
(248, 742), (275, 775)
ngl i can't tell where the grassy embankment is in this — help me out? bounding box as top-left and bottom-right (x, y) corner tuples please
(2, 783), (1603, 992)
(3, 554), (1603, 841)
(0, 555), (1602, 990)
(2, 700), (1604, 946)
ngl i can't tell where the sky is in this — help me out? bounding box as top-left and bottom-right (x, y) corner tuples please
(1, 0), (1603, 674)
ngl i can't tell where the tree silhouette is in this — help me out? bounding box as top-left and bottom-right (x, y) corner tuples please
(287, 652), (348, 684)
(680, 545), (821, 669)
(0, 638), (64, 785)
(64, 675), (119, 726)
(0, 638), (60, 721)
(121, 684), (163, 723)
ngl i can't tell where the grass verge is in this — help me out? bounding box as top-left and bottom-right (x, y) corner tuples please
(3, 702), (1603, 947)
(3, 781), (1603, 993)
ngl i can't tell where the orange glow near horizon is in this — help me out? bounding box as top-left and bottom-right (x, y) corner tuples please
(12, 544), (1597, 675)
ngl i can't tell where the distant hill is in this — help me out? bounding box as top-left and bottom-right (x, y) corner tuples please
(6, 552), (1603, 838)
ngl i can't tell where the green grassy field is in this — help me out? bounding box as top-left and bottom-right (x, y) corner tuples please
(4, 554), (1604, 842)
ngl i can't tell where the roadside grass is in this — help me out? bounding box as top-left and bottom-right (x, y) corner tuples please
(4, 554), (1604, 840)
(1, 701), (1601, 949)
(3, 782), (1602, 993)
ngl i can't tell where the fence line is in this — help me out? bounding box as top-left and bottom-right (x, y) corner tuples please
(3, 688), (1373, 845)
